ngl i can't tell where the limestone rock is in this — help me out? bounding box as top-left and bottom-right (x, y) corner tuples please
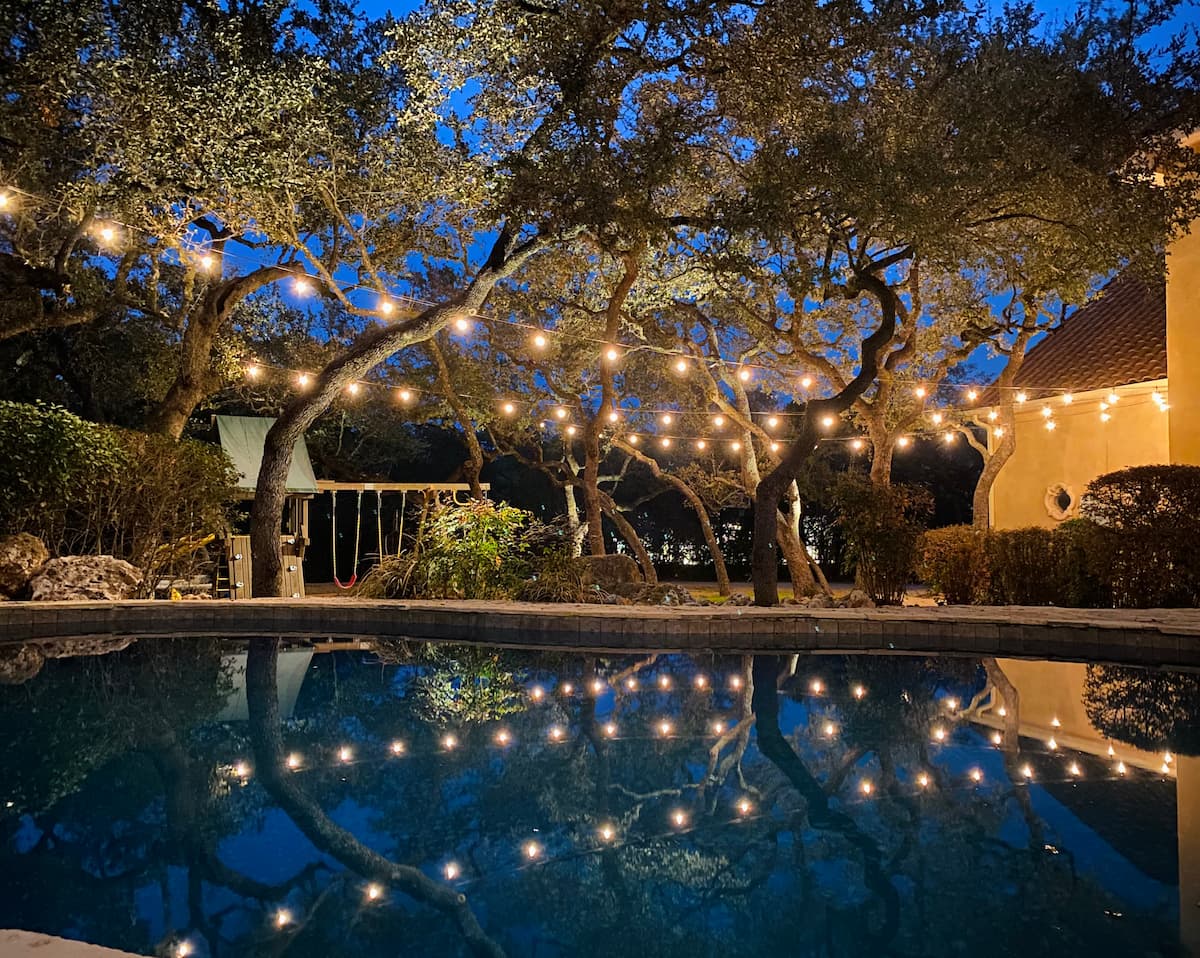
(840, 589), (875, 609)
(724, 592), (753, 607)
(630, 583), (699, 606)
(805, 592), (836, 609)
(29, 555), (142, 602)
(0, 645), (45, 684)
(0, 533), (49, 597)
(580, 554), (644, 589)
(40, 636), (137, 659)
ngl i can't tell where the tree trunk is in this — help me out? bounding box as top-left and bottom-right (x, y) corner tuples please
(972, 425), (1015, 530)
(428, 335), (485, 498)
(251, 231), (542, 596)
(564, 485), (585, 556)
(617, 441), (730, 595)
(868, 426), (895, 486)
(582, 438), (606, 556)
(146, 266), (285, 439)
(245, 639), (506, 957)
(752, 268), (904, 605)
(598, 490), (657, 585)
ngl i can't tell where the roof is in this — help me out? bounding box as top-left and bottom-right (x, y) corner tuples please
(216, 415), (318, 495)
(1013, 274), (1167, 394)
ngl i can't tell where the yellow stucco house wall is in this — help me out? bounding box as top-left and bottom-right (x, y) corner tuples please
(989, 228), (1200, 529)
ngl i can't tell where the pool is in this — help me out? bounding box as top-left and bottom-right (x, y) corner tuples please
(0, 637), (1191, 956)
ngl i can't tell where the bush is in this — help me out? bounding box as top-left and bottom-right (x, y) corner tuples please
(982, 527), (1064, 605)
(359, 498), (546, 600)
(1081, 465), (1200, 607)
(834, 476), (932, 606)
(0, 402), (237, 589)
(917, 526), (987, 604)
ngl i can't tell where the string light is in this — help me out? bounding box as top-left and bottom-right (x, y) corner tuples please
(533, 333), (547, 348)
(338, 746), (354, 763)
(1063, 393), (1073, 404)
(1107, 391), (1120, 404)
(660, 413), (673, 425)
(991, 731), (1002, 746)
(296, 372), (310, 388)
(897, 436), (910, 448)
(598, 823), (616, 842)
(674, 358), (688, 374)
(246, 364), (261, 379)
(567, 426), (577, 437)
(629, 434), (640, 445)
(390, 740), (406, 755)
(931, 412), (943, 425)
(379, 299), (394, 315)
(607, 410), (619, 422)
(821, 415), (835, 428)
(809, 678), (824, 694)
(988, 409), (999, 421)
(656, 719), (673, 738)
(444, 861), (461, 880)
(442, 734), (458, 750)
(1069, 762), (1081, 777)
(625, 676), (638, 691)
(524, 840), (542, 860)
(694, 674), (708, 689)
(713, 414), (725, 427)
(731, 441), (742, 452)
(176, 942), (194, 957)
(993, 426), (1005, 437)
(850, 438), (865, 451)
(1021, 764), (1033, 779)
(917, 771), (930, 789)
(729, 675), (744, 691)
(1050, 717), (1061, 727)
(914, 386), (927, 398)
(1117, 761), (1127, 775)
(1048, 736), (1058, 750)
(738, 367), (751, 382)
(234, 761), (250, 779)
(943, 431), (955, 443)
(366, 884), (383, 902)
(736, 797), (753, 816)
(860, 780), (874, 796)
(766, 416), (779, 429)
(800, 375), (814, 390)
(933, 727), (947, 742)
(966, 389), (978, 401)
(604, 721), (618, 737)
(398, 389), (412, 402)
(604, 347), (620, 362)
(823, 721), (836, 737)
(1015, 391), (1027, 403)
(591, 678), (606, 695)
(1100, 411), (1112, 423)
(548, 725), (565, 742)
(969, 768), (983, 783)
(503, 402), (516, 415)
(293, 277), (312, 296)
(1045, 420), (1056, 431)
(1041, 406), (1052, 418)
(275, 909), (292, 928)
(346, 382), (360, 396)
(671, 809), (688, 828)
(494, 729), (512, 746)
(695, 439), (707, 450)
(453, 316), (472, 333)
(712, 720), (727, 735)
(287, 753), (302, 770)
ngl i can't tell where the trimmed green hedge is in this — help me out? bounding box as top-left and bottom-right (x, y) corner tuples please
(918, 465), (1200, 608)
(0, 402), (237, 589)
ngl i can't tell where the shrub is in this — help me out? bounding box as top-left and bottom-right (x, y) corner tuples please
(982, 527), (1063, 605)
(0, 402), (237, 590)
(358, 498), (538, 600)
(1054, 518), (1114, 608)
(917, 525), (987, 604)
(834, 476), (932, 606)
(1081, 465), (1200, 607)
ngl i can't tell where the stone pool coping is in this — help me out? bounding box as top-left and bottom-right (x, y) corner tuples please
(0, 598), (1199, 668)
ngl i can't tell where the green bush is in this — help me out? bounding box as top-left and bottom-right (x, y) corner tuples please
(982, 527), (1064, 605)
(834, 476), (932, 606)
(358, 498), (540, 600)
(1054, 518), (1114, 608)
(0, 402), (237, 589)
(1081, 465), (1200, 607)
(917, 525), (987, 604)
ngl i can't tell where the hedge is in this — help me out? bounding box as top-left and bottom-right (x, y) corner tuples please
(918, 465), (1200, 608)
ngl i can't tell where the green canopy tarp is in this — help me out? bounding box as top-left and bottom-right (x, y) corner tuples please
(216, 416), (318, 495)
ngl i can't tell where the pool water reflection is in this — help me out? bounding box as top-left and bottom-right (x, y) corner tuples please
(0, 638), (1192, 956)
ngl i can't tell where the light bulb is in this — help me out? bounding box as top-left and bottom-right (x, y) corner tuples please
(809, 678), (823, 694)
(1015, 391), (1027, 403)
(444, 861), (461, 880)
(366, 884), (383, 901)
(729, 675), (743, 690)
(548, 725), (565, 741)
(380, 299), (394, 315)
(200, 254), (215, 271)
(695, 439), (706, 450)
(1069, 762), (1081, 777)
(1022, 764), (1033, 779)
(286, 753), (301, 769)
(598, 824), (616, 842)
(555, 407), (568, 419)
(994, 426), (1005, 437)
(991, 731), (1002, 746)
(674, 359), (687, 373)
(933, 727), (946, 742)
(608, 410), (619, 422)
(1041, 405), (1052, 418)
(605, 348), (619, 362)
(524, 840), (542, 860)
(730, 441), (742, 452)
(657, 719), (672, 737)
(736, 797), (753, 816)
(1107, 391), (1119, 404)
(914, 386), (927, 398)
(931, 412), (943, 425)
(246, 364), (260, 379)
(917, 772), (930, 788)
(453, 316), (472, 333)
(533, 333), (547, 348)
(625, 677), (638, 691)
(694, 674), (708, 689)
(234, 761), (250, 778)
(629, 434), (639, 444)
(966, 389), (978, 401)
(713, 414), (725, 427)
(800, 376), (813, 389)
(770, 441), (780, 452)
(851, 438), (864, 451)
(566, 426), (577, 436)
(661, 413), (673, 425)
(442, 734), (458, 750)
(821, 415), (835, 428)
(275, 909), (292, 928)
(823, 721), (835, 737)
(347, 382), (360, 396)
(293, 278), (312, 296)
(943, 431), (955, 442)
(1063, 393), (1073, 404)
(988, 409), (999, 421)
(860, 780), (874, 795)
(712, 720), (726, 735)
(1100, 411), (1112, 422)
(495, 729), (511, 746)
(338, 746), (353, 763)
(591, 678), (606, 694)
(297, 372), (310, 388)
(738, 367), (751, 382)
(767, 416), (778, 428)
(561, 682), (574, 695)
(969, 768), (983, 783)
(897, 436), (910, 448)
(503, 402), (515, 414)
(1117, 761), (1127, 775)
(671, 809), (687, 827)
(1045, 420), (1056, 431)
(604, 721), (618, 737)
(390, 740), (405, 755)
(660, 437), (670, 448)
(853, 684), (866, 699)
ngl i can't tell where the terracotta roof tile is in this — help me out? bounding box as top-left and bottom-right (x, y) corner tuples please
(1013, 274), (1166, 395)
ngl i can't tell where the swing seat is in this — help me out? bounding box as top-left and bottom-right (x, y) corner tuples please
(333, 573), (357, 590)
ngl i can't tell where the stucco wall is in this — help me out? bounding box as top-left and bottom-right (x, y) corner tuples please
(989, 381), (1170, 529)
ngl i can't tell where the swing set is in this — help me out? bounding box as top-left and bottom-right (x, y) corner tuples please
(319, 481), (484, 590)
(213, 415), (483, 599)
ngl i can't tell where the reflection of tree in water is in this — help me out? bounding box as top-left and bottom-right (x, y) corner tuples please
(1083, 664), (1200, 756)
(0, 643), (1185, 957)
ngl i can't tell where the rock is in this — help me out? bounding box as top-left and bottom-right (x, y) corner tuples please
(805, 592), (835, 609)
(0, 645), (45, 684)
(630, 583), (700, 606)
(0, 533), (49, 597)
(724, 592), (753, 606)
(580, 554), (644, 589)
(841, 589), (875, 609)
(39, 636), (137, 659)
(29, 555), (142, 602)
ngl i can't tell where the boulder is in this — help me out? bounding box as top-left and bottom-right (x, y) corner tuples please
(0, 533), (49, 597)
(724, 592), (753, 607)
(40, 636), (137, 659)
(29, 555), (142, 602)
(840, 589), (875, 609)
(580, 554), (644, 589)
(804, 592), (836, 609)
(0, 645), (45, 684)
(629, 583), (700, 606)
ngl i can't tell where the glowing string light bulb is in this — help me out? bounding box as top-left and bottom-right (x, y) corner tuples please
(659, 437), (671, 448)
(969, 768), (983, 783)
(695, 439), (707, 450)
(365, 884), (383, 902)
(494, 729), (511, 746)
(530, 685), (545, 701)
(1022, 764), (1034, 779)
(661, 413), (673, 425)
(738, 367), (751, 382)
(523, 840), (542, 860)
(851, 438), (865, 451)
(914, 386), (927, 398)
(1041, 406), (1053, 418)
(966, 388), (979, 401)
(674, 358), (688, 374)
(176, 941), (194, 957)
(379, 299), (394, 315)
(1063, 393), (1074, 404)
(860, 780), (874, 796)
(988, 409), (999, 421)
(823, 721), (836, 737)
(821, 415), (835, 428)
(852, 684), (866, 700)
(809, 678), (824, 694)
(548, 725), (565, 742)
(656, 719), (673, 738)
(736, 797), (753, 816)
(931, 412), (943, 425)
(398, 389), (412, 402)
(338, 746), (353, 763)
(713, 414), (725, 427)
(694, 674), (708, 689)
(502, 402), (515, 415)
(766, 416), (779, 429)
(275, 909), (292, 928)
(286, 753), (302, 770)
(390, 740), (406, 756)
(296, 372), (310, 388)
(604, 721), (618, 737)
(346, 382), (360, 396)
(917, 771), (930, 789)
(933, 727), (947, 742)
(897, 436), (910, 448)
(533, 333), (547, 348)
(1107, 391), (1120, 404)
(1045, 420), (1057, 431)
(444, 861), (461, 880)
(453, 316), (472, 333)
(671, 809), (688, 828)
(1117, 761), (1127, 775)
(1015, 391), (1027, 404)
(441, 734), (458, 751)
(1069, 762), (1081, 777)
(605, 347), (619, 362)
(598, 823), (616, 842)
(555, 407), (568, 419)
(293, 277), (312, 296)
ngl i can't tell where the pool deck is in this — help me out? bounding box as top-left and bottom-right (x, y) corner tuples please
(1, 598), (1199, 668)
